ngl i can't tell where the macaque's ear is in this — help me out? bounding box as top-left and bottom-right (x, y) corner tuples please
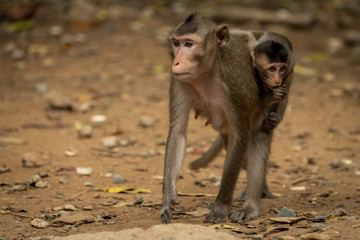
(216, 25), (230, 47)
(250, 51), (256, 67)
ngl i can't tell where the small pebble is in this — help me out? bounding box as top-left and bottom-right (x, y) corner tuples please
(64, 204), (76, 211)
(35, 180), (48, 188)
(48, 25), (64, 37)
(104, 173), (112, 178)
(139, 116), (155, 128)
(78, 125), (93, 138)
(333, 208), (347, 217)
(291, 186), (306, 191)
(65, 147), (77, 157)
(27, 174), (41, 185)
(11, 49), (25, 60)
(58, 177), (68, 184)
(91, 114), (107, 123)
(101, 136), (118, 148)
(76, 167), (93, 176)
(133, 197), (144, 205)
(104, 221), (116, 226)
(113, 174), (124, 184)
(276, 207), (298, 217)
(311, 223), (326, 229)
(83, 205), (93, 211)
(83, 181), (93, 187)
(35, 83), (49, 93)
(22, 153), (40, 168)
(31, 218), (49, 229)
(314, 214), (332, 221)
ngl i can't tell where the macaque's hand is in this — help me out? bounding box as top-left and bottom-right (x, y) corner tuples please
(263, 112), (281, 131)
(272, 85), (287, 101)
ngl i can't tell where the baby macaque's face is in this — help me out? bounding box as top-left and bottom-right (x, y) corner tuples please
(251, 53), (288, 88)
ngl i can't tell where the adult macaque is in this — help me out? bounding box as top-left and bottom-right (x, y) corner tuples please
(160, 14), (280, 224)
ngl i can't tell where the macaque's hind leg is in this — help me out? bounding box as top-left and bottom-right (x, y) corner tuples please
(189, 135), (224, 170)
(205, 132), (248, 223)
(235, 181), (274, 202)
(230, 131), (271, 222)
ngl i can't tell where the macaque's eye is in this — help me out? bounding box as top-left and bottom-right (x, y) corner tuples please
(280, 67), (286, 73)
(269, 67), (276, 72)
(173, 41), (180, 47)
(184, 41), (193, 48)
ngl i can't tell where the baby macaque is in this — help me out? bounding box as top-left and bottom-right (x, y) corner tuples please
(250, 34), (294, 132)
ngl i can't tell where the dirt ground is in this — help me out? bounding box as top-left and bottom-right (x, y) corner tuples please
(1, 1), (360, 239)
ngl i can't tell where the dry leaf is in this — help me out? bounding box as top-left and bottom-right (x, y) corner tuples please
(301, 233), (330, 240)
(264, 225), (289, 236)
(112, 202), (133, 208)
(178, 192), (216, 197)
(94, 187), (152, 194)
(268, 217), (306, 224)
(209, 224), (242, 231)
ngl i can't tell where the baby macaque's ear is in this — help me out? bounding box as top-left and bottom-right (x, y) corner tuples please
(250, 51), (256, 67)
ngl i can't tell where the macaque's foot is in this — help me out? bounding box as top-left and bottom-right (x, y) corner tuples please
(235, 187), (275, 202)
(263, 112), (280, 131)
(272, 86), (287, 101)
(160, 195), (180, 224)
(230, 202), (260, 222)
(204, 202), (230, 223)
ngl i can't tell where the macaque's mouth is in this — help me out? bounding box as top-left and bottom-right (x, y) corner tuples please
(173, 72), (190, 76)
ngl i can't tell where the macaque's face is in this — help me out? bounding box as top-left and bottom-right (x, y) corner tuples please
(252, 53), (288, 88)
(169, 34), (205, 82)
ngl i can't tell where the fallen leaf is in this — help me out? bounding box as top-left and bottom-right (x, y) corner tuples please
(94, 187), (152, 194)
(112, 202), (133, 208)
(266, 217), (306, 224)
(209, 224), (242, 231)
(178, 193), (216, 197)
(301, 232), (330, 240)
(264, 225), (289, 236)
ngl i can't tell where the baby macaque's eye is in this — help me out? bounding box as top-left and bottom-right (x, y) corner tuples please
(173, 41), (180, 47)
(280, 67), (286, 73)
(269, 67), (276, 72)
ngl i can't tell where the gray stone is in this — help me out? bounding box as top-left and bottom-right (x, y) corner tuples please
(113, 174), (124, 184)
(276, 207), (298, 217)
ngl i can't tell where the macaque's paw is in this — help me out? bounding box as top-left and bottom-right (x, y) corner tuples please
(204, 202), (230, 223)
(230, 203), (260, 222)
(160, 195), (179, 224)
(273, 86), (287, 101)
(263, 112), (281, 131)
